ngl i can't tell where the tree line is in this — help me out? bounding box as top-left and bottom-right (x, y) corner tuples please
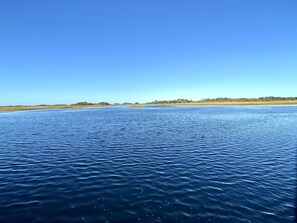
(72, 101), (110, 106)
(147, 97), (297, 104)
(70, 97), (297, 106)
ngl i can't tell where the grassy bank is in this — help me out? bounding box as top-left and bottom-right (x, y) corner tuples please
(1, 100), (297, 112)
(128, 104), (145, 108)
(0, 104), (108, 112)
(147, 100), (297, 106)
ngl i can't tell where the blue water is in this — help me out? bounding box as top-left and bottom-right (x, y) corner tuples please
(0, 106), (296, 223)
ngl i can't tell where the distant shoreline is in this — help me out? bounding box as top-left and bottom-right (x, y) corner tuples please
(0, 104), (109, 112)
(1, 100), (297, 112)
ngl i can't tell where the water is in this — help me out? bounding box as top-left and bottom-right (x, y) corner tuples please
(0, 106), (296, 223)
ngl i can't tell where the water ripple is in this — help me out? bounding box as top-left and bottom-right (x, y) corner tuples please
(0, 106), (296, 222)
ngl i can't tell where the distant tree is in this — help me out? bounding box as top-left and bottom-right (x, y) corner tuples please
(96, 102), (110, 106)
(72, 101), (93, 106)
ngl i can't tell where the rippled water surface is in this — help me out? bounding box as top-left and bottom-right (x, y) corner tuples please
(0, 106), (296, 223)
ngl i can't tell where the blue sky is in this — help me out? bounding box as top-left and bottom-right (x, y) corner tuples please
(0, 0), (296, 105)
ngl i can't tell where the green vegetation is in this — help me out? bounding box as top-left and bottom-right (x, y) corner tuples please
(148, 97), (297, 104)
(1, 97), (297, 112)
(72, 102), (110, 106)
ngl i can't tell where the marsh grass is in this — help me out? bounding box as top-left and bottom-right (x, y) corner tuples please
(1, 100), (297, 112)
(0, 104), (108, 112)
(128, 104), (145, 108)
(150, 100), (297, 106)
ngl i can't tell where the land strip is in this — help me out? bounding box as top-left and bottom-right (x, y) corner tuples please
(1, 100), (297, 112)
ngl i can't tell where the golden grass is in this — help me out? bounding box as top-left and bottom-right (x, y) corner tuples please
(0, 104), (108, 112)
(147, 100), (297, 106)
(1, 100), (297, 112)
(0, 105), (66, 111)
(128, 104), (145, 108)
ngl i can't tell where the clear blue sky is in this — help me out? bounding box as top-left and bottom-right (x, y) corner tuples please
(0, 0), (296, 105)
